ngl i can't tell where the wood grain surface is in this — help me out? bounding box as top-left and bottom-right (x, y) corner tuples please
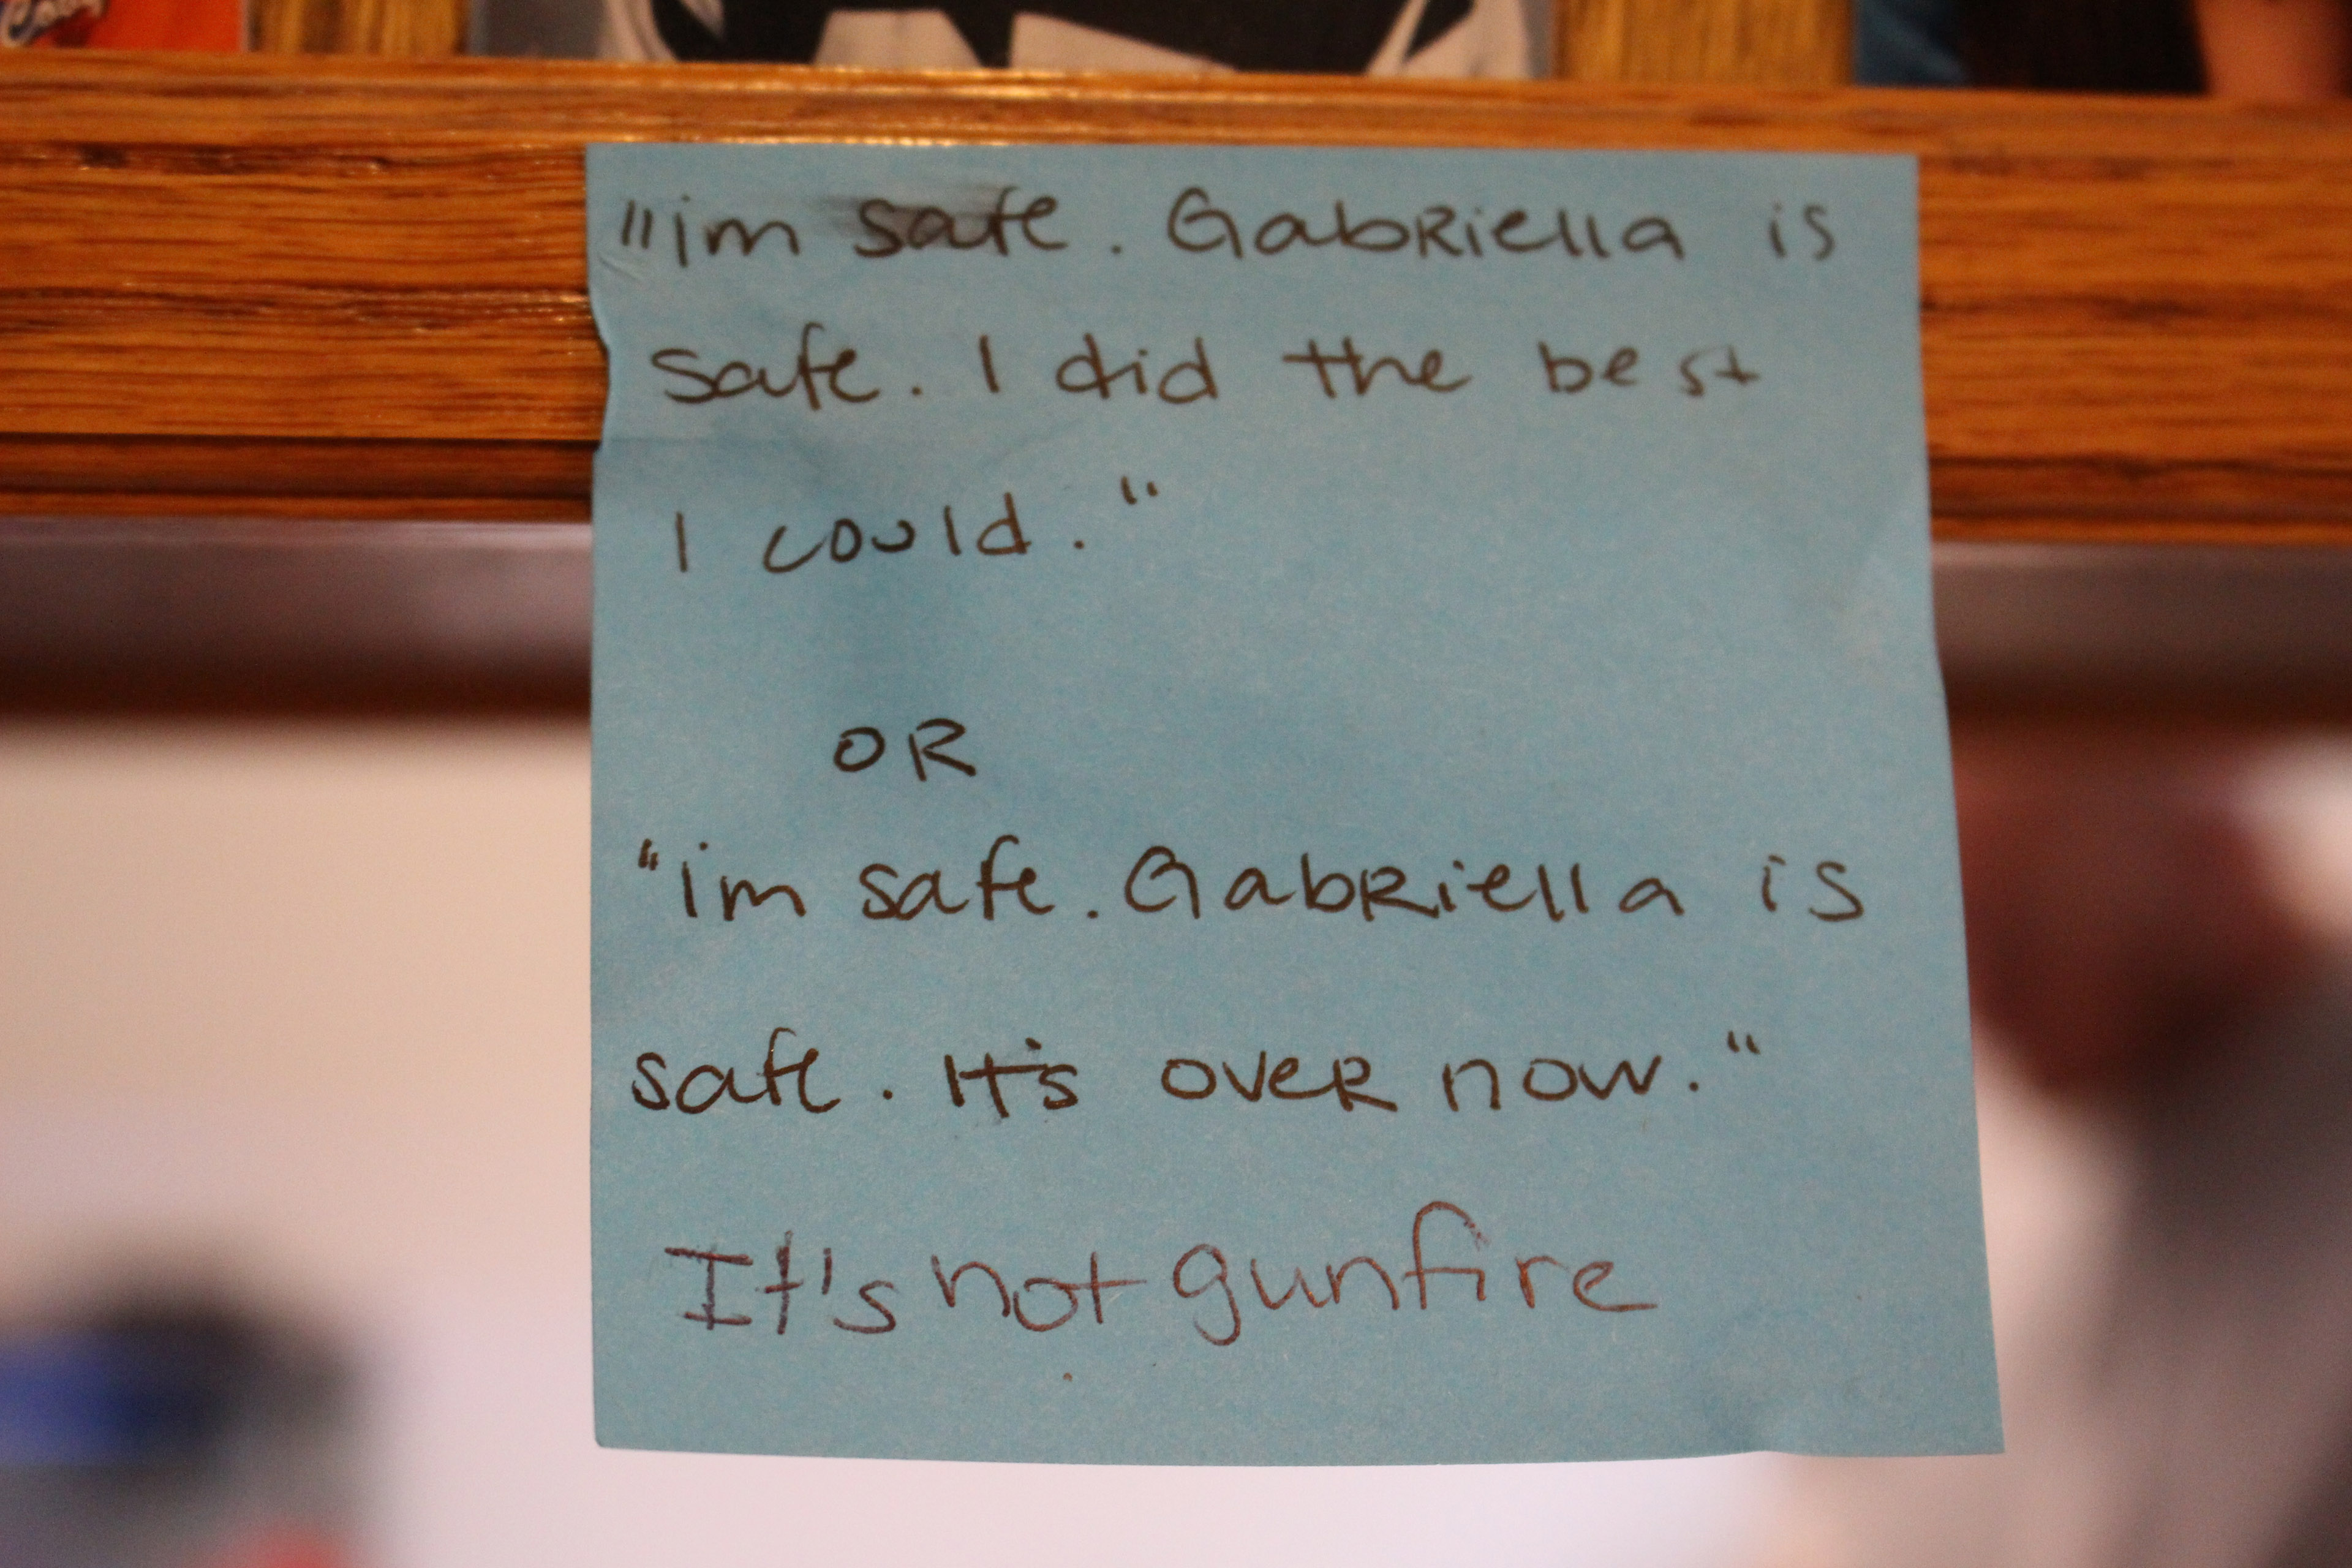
(1555, 0), (1851, 86)
(2, 51), (2349, 540)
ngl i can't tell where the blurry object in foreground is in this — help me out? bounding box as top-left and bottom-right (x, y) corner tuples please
(1555, 0), (1851, 84)
(0, 1292), (356, 1568)
(251, 0), (465, 53)
(1754, 734), (2352, 1568)
(2, 0), (243, 49)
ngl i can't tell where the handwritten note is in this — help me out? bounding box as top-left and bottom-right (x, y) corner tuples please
(587, 144), (1999, 1466)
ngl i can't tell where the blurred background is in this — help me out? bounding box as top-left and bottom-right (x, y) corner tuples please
(7, 0), (2352, 1563)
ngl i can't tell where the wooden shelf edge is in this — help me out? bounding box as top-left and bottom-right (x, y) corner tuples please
(6, 56), (2351, 542)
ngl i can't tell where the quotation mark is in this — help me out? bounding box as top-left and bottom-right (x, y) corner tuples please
(1119, 476), (1159, 505)
(1691, 1030), (1761, 1092)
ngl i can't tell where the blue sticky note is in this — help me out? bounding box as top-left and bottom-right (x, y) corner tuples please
(589, 143), (1998, 1466)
